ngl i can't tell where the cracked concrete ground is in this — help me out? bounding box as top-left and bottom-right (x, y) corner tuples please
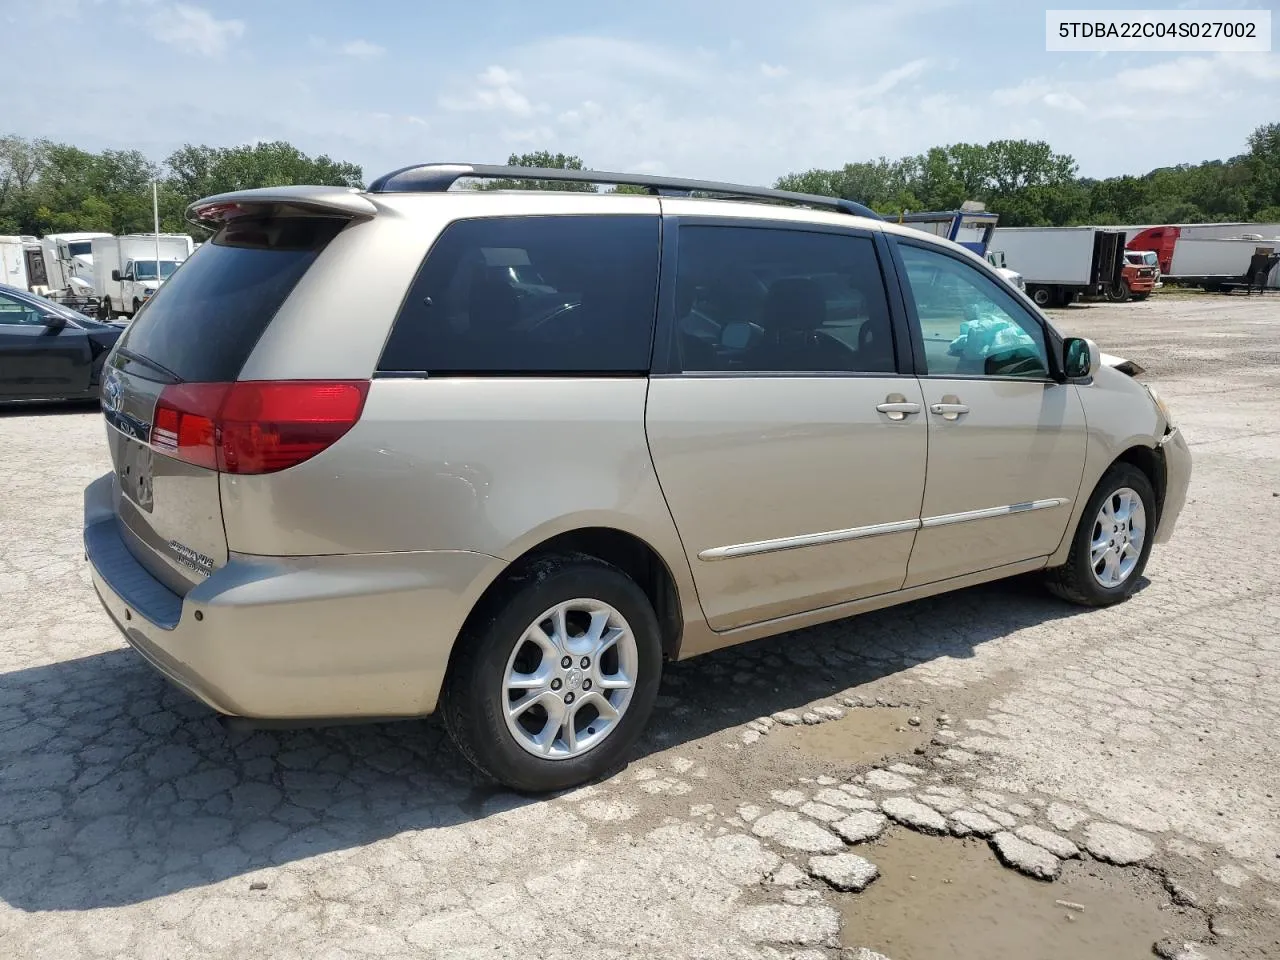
(0, 294), (1276, 958)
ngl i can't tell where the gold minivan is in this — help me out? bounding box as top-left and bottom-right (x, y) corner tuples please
(83, 164), (1190, 791)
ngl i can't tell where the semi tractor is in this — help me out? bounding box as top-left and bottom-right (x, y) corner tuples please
(39, 232), (112, 296)
(1128, 225), (1280, 289)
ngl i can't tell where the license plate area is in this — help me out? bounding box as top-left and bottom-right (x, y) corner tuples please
(118, 439), (155, 512)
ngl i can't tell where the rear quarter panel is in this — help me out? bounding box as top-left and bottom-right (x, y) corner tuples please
(218, 378), (706, 634)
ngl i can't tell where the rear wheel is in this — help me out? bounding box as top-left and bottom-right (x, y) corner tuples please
(1031, 286), (1052, 307)
(1045, 463), (1156, 607)
(442, 554), (663, 792)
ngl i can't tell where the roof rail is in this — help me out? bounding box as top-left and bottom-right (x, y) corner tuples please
(366, 163), (883, 221)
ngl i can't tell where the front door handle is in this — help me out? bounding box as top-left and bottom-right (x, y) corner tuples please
(876, 395), (922, 421)
(929, 397), (970, 421)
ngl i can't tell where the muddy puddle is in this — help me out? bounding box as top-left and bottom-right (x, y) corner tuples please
(773, 708), (930, 766)
(840, 830), (1193, 960)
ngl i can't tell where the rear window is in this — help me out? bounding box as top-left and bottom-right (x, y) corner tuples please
(379, 215), (659, 375)
(115, 217), (343, 383)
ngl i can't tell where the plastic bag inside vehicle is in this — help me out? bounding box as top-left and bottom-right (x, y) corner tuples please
(947, 304), (1038, 363)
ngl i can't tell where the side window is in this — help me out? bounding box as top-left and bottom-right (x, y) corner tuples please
(380, 215), (659, 374)
(898, 243), (1049, 379)
(0, 293), (43, 326)
(673, 226), (896, 374)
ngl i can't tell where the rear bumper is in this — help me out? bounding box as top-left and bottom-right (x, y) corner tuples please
(1155, 427), (1191, 545)
(83, 473), (503, 719)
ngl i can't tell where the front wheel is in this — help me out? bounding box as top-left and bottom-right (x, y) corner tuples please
(441, 554), (663, 792)
(132, 298), (142, 315)
(1106, 282), (1130, 303)
(1045, 463), (1156, 606)
(101, 297), (113, 319)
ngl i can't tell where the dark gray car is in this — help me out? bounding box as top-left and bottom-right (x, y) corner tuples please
(0, 283), (122, 402)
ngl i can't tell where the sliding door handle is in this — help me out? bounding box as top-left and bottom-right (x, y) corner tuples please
(929, 401), (970, 421)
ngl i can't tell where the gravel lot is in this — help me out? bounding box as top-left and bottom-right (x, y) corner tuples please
(1, 293), (1276, 959)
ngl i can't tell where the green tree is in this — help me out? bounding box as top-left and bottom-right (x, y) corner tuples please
(474, 151), (597, 192)
(1245, 122), (1280, 212)
(164, 141), (362, 198)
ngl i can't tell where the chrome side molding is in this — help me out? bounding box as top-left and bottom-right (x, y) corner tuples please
(698, 498), (1070, 561)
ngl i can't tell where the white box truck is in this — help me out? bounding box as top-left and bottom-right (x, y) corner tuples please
(989, 227), (1126, 308)
(94, 234), (195, 318)
(40, 232), (112, 296)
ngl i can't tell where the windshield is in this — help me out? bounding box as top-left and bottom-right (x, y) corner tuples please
(133, 260), (180, 280)
(67, 241), (93, 257)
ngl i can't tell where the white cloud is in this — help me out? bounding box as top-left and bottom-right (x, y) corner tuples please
(308, 36), (386, 59)
(439, 65), (536, 117)
(1043, 91), (1087, 113)
(1115, 57), (1219, 95)
(339, 39), (385, 59)
(148, 3), (244, 58)
(863, 59), (928, 97)
(760, 63), (789, 78)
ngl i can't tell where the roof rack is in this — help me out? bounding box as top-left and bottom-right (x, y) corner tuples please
(366, 163), (883, 221)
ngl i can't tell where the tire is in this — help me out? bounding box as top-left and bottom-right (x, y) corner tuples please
(441, 553), (663, 792)
(1031, 286), (1052, 307)
(1106, 282), (1130, 303)
(1045, 463), (1157, 607)
(133, 298), (141, 315)
(101, 297), (113, 319)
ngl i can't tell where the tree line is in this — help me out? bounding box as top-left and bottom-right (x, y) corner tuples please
(2, 124), (1277, 239)
(776, 123), (1280, 227)
(0, 138), (361, 238)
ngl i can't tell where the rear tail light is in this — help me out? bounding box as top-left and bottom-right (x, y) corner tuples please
(150, 381), (369, 474)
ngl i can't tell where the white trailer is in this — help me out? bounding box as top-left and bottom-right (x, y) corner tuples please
(1124, 222), (1280, 243)
(40, 232), (112, 295)
(989, 226), (1126, 308)
(0, 236), (29, 290)
(1167, 238), (1280, 289)
(93, 234), (195, 318)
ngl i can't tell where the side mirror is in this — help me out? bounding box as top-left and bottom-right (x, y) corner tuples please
(1063, 337), (1099, 379)
(111, 269), (121, 282)
(41, 313), (67, 332)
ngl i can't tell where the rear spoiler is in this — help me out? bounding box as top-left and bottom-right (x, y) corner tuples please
(186, 186), (377, 229)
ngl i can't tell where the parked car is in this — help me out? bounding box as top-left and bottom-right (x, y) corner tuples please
(0, 282), (123, 402)
(985, 250), (1026, 292)
(82, 165), (1191, 792)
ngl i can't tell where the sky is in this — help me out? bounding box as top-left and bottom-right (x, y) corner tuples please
(4, 0), (1279, 186)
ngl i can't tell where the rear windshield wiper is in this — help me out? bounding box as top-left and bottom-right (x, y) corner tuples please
(115, 347), (182, 384)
